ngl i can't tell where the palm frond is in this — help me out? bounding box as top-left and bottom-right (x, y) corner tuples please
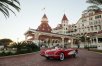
(86, 0), (102, 5)
(3, 3), (16, 16)
(0, 0), (20, 18)
(0, 8), (9, 18)
(7, 2), (20, 12)
(13, 0), (20, 5)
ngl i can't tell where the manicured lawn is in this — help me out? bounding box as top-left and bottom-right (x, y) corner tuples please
(89, 49), (102, 53)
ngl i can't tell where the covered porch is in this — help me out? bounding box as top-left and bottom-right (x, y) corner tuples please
(24, 29), (75, 48)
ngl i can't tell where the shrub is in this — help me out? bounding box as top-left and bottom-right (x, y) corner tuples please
(10, 41), (40, 54)
(0, 41), (40, 56)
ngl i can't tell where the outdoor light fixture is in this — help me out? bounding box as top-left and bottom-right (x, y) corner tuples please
(68, 40), (71, 43)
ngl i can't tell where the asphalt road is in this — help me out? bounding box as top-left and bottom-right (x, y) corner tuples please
(0, 49), (102, 66)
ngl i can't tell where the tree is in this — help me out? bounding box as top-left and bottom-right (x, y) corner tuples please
(80, 36), (85, 42)
(0, 38), (13, 48)
(82, 5), (101, 14)
(0, 0), (20, 18)
(86, 0), (102, 5)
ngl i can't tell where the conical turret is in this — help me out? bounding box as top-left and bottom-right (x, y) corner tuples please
(36, 14), (52, 32)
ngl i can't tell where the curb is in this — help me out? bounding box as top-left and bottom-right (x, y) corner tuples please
(0, 51), (39, 59)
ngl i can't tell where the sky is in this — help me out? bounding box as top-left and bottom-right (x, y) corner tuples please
(0, 0), (90, 42)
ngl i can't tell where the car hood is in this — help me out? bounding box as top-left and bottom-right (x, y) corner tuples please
(45, 49), (59, 54)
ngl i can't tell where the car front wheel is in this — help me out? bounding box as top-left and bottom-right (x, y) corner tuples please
(59, 53), (64, 61)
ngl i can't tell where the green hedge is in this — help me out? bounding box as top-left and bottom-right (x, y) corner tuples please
(84, 45), (97, 49)
(90, 49), (102, 53)
(0, 41), (40, 56)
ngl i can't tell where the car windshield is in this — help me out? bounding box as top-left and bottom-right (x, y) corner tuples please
(50, 49), (57, 51)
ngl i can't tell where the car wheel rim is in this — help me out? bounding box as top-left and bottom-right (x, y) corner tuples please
(60, 53), (64, 60)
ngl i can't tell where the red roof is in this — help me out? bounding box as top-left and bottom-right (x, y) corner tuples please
(36, 23), (52, 32)
(62, 14), (68, 20)
(36, 14), (52, 32)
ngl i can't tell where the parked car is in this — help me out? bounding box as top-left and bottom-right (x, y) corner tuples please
(40, 47), (78, 61)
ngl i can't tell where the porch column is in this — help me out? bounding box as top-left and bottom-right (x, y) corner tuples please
(34, 33), (40, 46)
(49, 36), (52, 48)
(90, 38), (92, 45)
(92, 38), (94, 45)
(61, 37), (64, 48)
(95, 36), (101, 50)
(96, 36), (98, 45)
(35, 33), (40, 40)
(71, 38), (74, 48)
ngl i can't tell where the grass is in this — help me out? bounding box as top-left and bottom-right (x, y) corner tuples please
(89, 49), (102, 53)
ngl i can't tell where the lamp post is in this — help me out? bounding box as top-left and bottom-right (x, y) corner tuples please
(68, 39), (71, 48)
(86, 36), (90, 50)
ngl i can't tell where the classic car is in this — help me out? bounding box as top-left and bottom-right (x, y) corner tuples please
(40, 47), (78, 61)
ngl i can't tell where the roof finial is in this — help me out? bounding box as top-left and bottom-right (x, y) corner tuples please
(64, 9), (66, 14)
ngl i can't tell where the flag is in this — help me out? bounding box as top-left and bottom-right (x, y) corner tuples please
(42, 8), (45, 11)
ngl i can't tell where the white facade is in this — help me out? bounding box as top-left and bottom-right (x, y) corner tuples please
(52, 14), (70, 35)
(76, 10), (102, 34)
(52, 10), (102, 50)
(75, 10), (102, 50)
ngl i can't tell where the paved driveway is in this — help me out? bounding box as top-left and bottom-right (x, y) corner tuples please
(0, 49), (102, 66)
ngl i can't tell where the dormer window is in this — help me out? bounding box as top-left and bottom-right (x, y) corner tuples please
(89, 17), (93, 20)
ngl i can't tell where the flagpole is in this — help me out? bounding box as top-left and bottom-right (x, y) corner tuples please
(42, 8), (46, 14)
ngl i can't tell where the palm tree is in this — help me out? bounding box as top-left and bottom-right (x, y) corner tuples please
(82, 5), (101, 14)
(0, 0), (20, 18)
(86, 0), (102, 5)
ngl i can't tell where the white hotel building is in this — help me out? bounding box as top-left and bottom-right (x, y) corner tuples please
(51, 9), (102, 49)
(75, 9), (102, 49)
(25, 8), (102, 49)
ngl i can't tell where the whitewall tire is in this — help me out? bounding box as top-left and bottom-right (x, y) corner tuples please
(59, 53), (64, 61)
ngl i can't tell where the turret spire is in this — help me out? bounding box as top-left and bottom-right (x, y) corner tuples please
(41, 14), (48, 23)
(62, 14), (68, 21)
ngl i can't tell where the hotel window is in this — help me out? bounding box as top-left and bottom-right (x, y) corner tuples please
(91, 22), (93, 25)
(95, 15), (101, 19)
(63, 24), (65, 26)
(96, 21), (97, 24)
(66, 28), (67, 30)
(82, 24), (84, 26)
(89, 22), (91, 25)
(95, 26), (97, 30)
(82, 19), (87, 22)
(99, 26), (101, 30)
(88, 28), (90, 31)
(89, 17), (93, 20)
(99, 21), (101, 24)
(91, 26), (93, 31)
(94, 21), (97, 25)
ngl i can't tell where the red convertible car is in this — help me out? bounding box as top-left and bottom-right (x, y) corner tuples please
(40, 47), (78, 61)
